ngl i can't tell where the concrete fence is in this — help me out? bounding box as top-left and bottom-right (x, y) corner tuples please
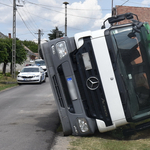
(0, 60), (35, 73)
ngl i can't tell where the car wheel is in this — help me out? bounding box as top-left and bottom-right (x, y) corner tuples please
(39, 77), (42, 84)
(43, 76), (46, 82)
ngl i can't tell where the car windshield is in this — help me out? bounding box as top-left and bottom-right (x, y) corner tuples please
(35, 60), (45, 66)
(21, 68), (39, 72)
(110, 23), (150, 120)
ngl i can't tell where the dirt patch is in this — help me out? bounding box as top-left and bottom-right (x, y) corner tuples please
(51, 132), (71, 150)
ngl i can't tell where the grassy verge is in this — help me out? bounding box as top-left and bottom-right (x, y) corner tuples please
(56, 120), (150, 150)
(68, 127), (150, 150)
(0, 72), (18, 91)
(0, 83), (18, 91)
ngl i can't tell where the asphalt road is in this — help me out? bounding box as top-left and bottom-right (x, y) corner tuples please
(0, 78), (60, 150)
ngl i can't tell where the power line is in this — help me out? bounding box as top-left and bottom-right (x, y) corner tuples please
(18, 7), (38, 33)
(16, 0), (39, 32)
(20, 9), (54, 22)
(25, 0), (110, 11)
(16, 9), (66, 31)
(17, 9), (37, 39)
(120, 0), (129, 6)
(24, 1), (103, 20)
(23, 2), (39, 29)
(15, 3), (38, 39)
(0, 1), (106, 20)
(0, 2), (12, 7)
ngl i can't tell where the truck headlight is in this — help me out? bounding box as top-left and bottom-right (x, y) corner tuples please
(78, 118), (89, 133)
(51, 45), (55, 55)
(56, 41), (68, 59)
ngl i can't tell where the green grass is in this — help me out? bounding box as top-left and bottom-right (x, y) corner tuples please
(56, 112), (150, 150)
(0, 72), (18, 91)
(0, 83), (18, 91)
(68, 128), (150, 150)
(0, 72), (17, 82)
(55, 120), (150, 150)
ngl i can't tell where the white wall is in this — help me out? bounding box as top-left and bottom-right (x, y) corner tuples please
(0, 60), (35, 73)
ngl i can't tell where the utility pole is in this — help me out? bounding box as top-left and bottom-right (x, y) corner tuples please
(63, 2), (69, 36)
(36, 29), (43, 59)
(56, 30), (59, 38)
(12, 0), (16, 78)
(12, 0), (23, 78)
(112, 0), (113, 16)
(38, 29), (41, 59)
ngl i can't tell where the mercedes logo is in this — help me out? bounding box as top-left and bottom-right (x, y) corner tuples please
(86, 77), (99, 90)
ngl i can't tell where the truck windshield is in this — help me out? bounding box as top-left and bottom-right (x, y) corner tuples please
(111, 24), (150, 120)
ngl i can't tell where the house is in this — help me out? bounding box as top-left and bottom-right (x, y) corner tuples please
(112, 6), (150, 25)
(23, 45), (37, 61)
(0, 32), (38, 72)
(0, 32), (8, 39)
(0, 32), (37, 62)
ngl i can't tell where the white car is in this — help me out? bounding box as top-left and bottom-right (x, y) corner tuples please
(17, 66), (46, 84)
(35, 59), (48, 77)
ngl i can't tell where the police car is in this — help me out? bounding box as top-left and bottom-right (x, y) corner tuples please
(17, 66), (46, 84)
(35, 59), (48, 77)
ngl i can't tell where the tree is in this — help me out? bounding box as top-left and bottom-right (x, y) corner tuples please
(22, 40), (38, 53)
(0, 38), (27, 75)
(48, 27), (64, 40)
(0, 39), (8, 63)
(16, 40), (27, 64)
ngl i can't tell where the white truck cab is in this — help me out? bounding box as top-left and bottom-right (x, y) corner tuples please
(41, 13), (150, 136)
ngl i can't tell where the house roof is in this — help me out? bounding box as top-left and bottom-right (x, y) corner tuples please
(0, 31), (37, 57)
(23, 45), (37, 57)
(0, 32), (8, 39)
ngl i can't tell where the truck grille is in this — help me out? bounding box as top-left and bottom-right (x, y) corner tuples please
(52, 75), (65, 108)
(70, 37), (112, 126)
(57, 65), (75, 113)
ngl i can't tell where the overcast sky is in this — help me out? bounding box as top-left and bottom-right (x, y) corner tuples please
(0, 0), (150, 42)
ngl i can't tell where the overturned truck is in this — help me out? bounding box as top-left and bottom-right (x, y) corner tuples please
(41, 13), (150, 136)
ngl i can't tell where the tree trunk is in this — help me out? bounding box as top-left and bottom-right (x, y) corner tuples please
(10, 63), (12, 74)
(2, 62), (7, 75)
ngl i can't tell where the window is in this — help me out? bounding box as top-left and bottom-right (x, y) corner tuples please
(21, 68), (39, 72)
(111, 25), (150, 120)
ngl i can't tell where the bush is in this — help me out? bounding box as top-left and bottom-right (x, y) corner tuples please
(0, 72), (17, 82)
